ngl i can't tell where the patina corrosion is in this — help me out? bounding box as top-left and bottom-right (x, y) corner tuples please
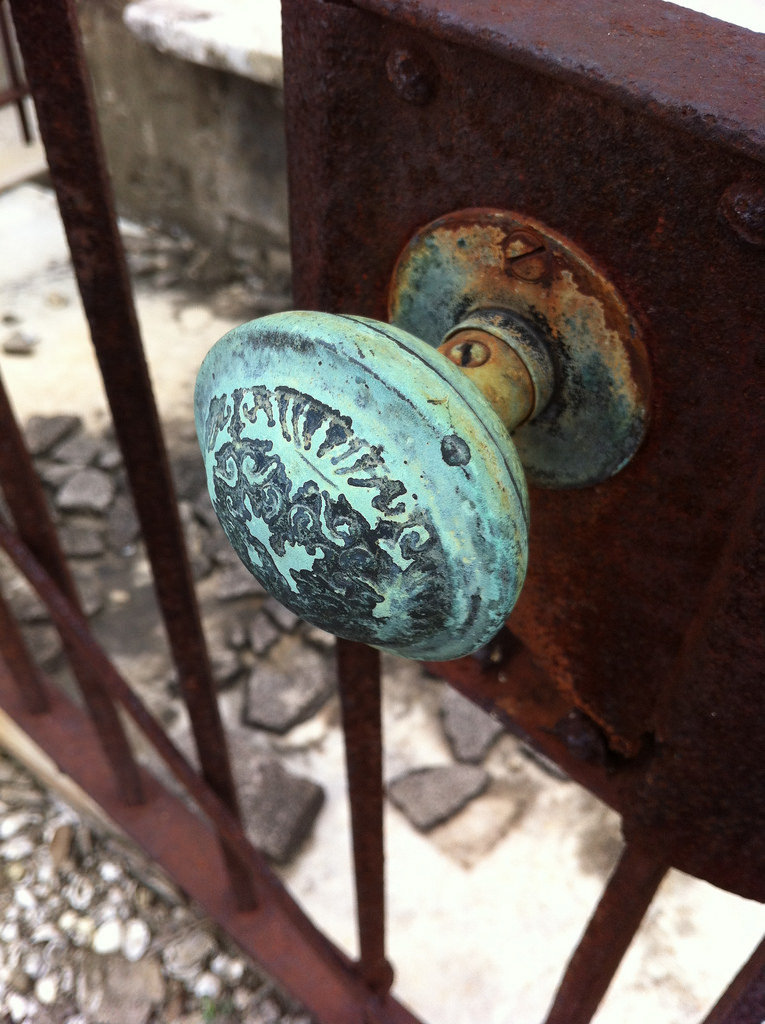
(390, 208), (651, 488)
(195, 311), (529, 661)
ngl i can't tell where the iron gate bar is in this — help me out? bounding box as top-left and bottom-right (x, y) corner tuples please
(702, 935), (765, 1024)
(0, 586), (48, 716)
(7, 0), (255, 908)
(337, 638), (393, 996)
(542, 841), (669, 1024)
(0, 366), (144, 803)
(0, 0), (32, 143)
(0, 519), (422, 1024)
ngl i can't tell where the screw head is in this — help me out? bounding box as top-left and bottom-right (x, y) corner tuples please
(720, 180), (765, 247)
(503, 228), (551, 283)
(385, 48), (437, 105)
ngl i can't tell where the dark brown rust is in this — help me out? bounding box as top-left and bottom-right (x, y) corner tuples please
(336, 639), (394, 997)
(9, 0), (255, 908)
(0, 585), (48, 716)
(283, 0), (765, 900)
(350, 0), (765, 159)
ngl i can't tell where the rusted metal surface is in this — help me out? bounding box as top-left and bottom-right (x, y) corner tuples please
(8, 0), (257, 908)
(349, 0), (765, 160)
(542, 841), (668, 1024)
(702, 935), (765, 1024)
(282, 0), (765, 900)
(0, 586), (47, 715)
(336, 639), (393, 996)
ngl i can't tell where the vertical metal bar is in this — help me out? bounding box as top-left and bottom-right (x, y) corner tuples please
(8, 0), (256, 909)
(0, 0), (32, 143)
(702, 936), (765, 1024)
(336, 638), (393, 996)
(0, 584), (48, 714)
(0, 368), (144, 803)
(543, 841), (668, 1024)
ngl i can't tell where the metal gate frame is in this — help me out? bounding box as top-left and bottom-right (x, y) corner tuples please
(0, 1), (763, 1022)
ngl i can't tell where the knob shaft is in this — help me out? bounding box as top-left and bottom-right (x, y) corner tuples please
(195, 311), (529, 661)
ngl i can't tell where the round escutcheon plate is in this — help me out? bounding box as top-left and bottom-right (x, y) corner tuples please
(195, 311), (529, 661)
(389, 209), (652, 488)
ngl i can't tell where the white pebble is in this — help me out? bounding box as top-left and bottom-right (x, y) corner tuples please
(98, 860), (121, 884)
(1, 836), (34, 861)
(31, 922), (61, 945)
(71, 916), (95, 947)
(210, 953), (228, 976)
(22, 950), (43, 979)
(211, 953), (245, 983)
(122, 918), (150, 962)
(0, 812), (37, 839)
(92, 918), (123, 955)
(104, 885), (125, 907)
(233, 987), (252, 1011)
(193, 971), (221, 1000)
(5, 862), (26, 882)
(14, 887), (36, 911)
(66, 876), (94, 911)
(7, 992), (30, 1023)
(58, 909), (77, 933)
(35, 974), (58, 1005)
(36, 861), (55, 887)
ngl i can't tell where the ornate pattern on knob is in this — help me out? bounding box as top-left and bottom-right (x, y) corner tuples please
(195, 311), (528, 661)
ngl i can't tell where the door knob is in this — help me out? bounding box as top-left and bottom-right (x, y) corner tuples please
(195, 210), (650, 661)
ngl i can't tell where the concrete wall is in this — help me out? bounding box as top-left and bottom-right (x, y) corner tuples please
(77, 0), (289, 283)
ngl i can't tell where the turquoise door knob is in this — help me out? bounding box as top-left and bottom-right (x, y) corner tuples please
(194, 311), (529, 661)
(194, 211), (650, 661)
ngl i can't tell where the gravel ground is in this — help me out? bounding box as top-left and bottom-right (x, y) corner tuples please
(0, 748), (314, 1024)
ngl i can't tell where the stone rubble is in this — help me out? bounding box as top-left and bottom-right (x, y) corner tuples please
(440, 687), (505, 764)
(387, 765), (490, 831)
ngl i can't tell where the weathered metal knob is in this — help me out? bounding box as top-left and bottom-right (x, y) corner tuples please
(195, 210), (651, 662)
(195, 311), (532, 660)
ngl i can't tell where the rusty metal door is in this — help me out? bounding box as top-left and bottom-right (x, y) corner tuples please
(1, 1), (764, 1022)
